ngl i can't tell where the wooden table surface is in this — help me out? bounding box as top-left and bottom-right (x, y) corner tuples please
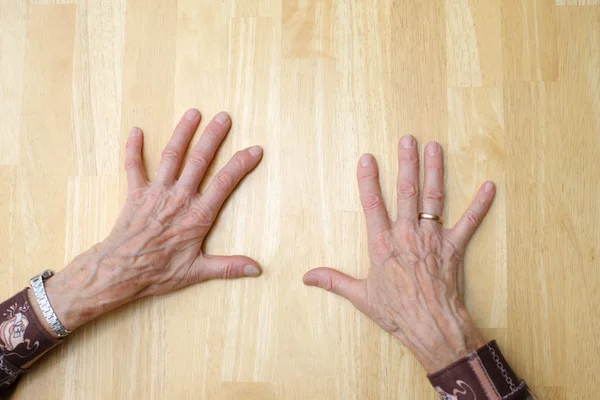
(1, 0), (598, 399)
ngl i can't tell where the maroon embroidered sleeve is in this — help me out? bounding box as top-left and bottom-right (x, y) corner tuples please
(428, 341), (533, 400)
(0, 288), (60, 396)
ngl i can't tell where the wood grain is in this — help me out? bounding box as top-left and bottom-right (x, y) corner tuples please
(282, 0), (333, 58)
(72, 0), (125, 176)
(0, 0), (27, 166)
(0, 1), (598, 399)
(556, 0), (599, 5)
(446, 0), (503, 87)
(502, 0), (558, 81)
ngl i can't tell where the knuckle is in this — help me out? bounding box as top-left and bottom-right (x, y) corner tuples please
(324, 274), (334, 292)
(190, 203), (214, 223)
(396, 226), (413, 243)
(472, 199), (487, 212)
(126, 188), (145, 203)
(187, 151), (209, 170)
(124, 158), (140, 170)
(426, 163), (443, 172)
(204, 128), (221, 142)
(423, 188), (444, 202)
(378, 318), (400, 334)
(167, 191), (189, 211)
(161, 147), (182, 163)
(222, 263), (236, 279)
(359, 169), (379, 180)
(214, 171), (235, 192)
(442, 239), (461, 259)
(370, 234), (391, 257)
(188, 265), (205, 284)
(464, 209), (481, 228)
(232, 152), (248, 170)
(400, 153), (418, 165)
(398, 180), (418, 200)
(361, 193), (383, 212)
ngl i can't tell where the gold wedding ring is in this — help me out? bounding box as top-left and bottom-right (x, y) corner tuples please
(418, 212), (443, 224)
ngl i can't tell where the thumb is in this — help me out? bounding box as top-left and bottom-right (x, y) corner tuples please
(192, 254), (262, 282)
(303, 267), (367, 310)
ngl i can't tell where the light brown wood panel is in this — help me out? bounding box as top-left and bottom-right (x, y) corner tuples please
(505, 6), (600, 397)
(71, 0), (125, 176)
(446, 0), (503, 87)
(0, 0), (27, 166)
(504, 81), (564, 388)
(0, 1), (599, 399)
(0, 168), (17, 292)
(502, 0), (558, 81)
(20, 4), (76, 176)
(29, 0), (75, 4)
(556, 0), (599, 4)
(174, 0), (229, 120)
(226, 0), (281, 18)
(282, 0), (333, 58)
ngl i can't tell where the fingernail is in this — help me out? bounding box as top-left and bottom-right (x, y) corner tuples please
(215, 111), (230, 125)
(184, 109), (200, 121)
(303, 274), (318, 286)
(129, 127), (141, 137)
(427, 142), (440, 156)
(244, 265), (261, 277)
(485, 181), (495, 193)
(401, 135), (415, 149)
(360, 153), (374, 167)
(248, 145), (263, 157)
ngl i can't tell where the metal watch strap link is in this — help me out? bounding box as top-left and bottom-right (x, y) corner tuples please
(29, 270), (71, 338)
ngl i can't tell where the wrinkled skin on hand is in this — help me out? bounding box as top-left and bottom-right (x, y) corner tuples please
(304, 136), (495, 373)
(45, 109), (263, 330)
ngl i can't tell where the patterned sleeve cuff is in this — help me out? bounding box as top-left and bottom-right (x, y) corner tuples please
(0, 353), (23, 386)
(0, 288), (60, 388)
(427, 340), (533, 400)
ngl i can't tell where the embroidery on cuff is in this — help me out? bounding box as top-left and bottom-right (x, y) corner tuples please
(0, 353), (22, 386)
(435, 380), (477, 400)
(0, 300), (40, 359)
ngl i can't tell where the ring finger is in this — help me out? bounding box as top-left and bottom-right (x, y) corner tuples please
(420, 141), (444, 229)
(177, 112), (232, 190)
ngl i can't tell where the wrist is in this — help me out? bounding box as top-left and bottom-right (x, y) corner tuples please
(403, 323), (485, 374)
(32, 243), (146, 332)
(42, 267), (98, 331)
(410, 325), (485, 374)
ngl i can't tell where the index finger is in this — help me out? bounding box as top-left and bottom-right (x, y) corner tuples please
(199, 146), (264, 214)
(357, 154), (391, 242)
(448, 181), (496, 249)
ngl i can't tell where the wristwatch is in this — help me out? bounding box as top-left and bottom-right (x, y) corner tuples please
(29, 270), (71, 338)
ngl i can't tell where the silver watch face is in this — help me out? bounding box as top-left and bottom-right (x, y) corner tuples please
(40, 269), (55, 280)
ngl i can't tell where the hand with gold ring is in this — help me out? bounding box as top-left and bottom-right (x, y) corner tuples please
(303, 135), (496, 373)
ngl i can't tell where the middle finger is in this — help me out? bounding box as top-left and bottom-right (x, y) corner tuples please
(155, 109), (201, 185)
(396, 135), (419, 229)
(420, 141), (444, 230)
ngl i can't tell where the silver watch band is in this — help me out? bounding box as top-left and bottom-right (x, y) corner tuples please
(29, 270), (71, 338)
